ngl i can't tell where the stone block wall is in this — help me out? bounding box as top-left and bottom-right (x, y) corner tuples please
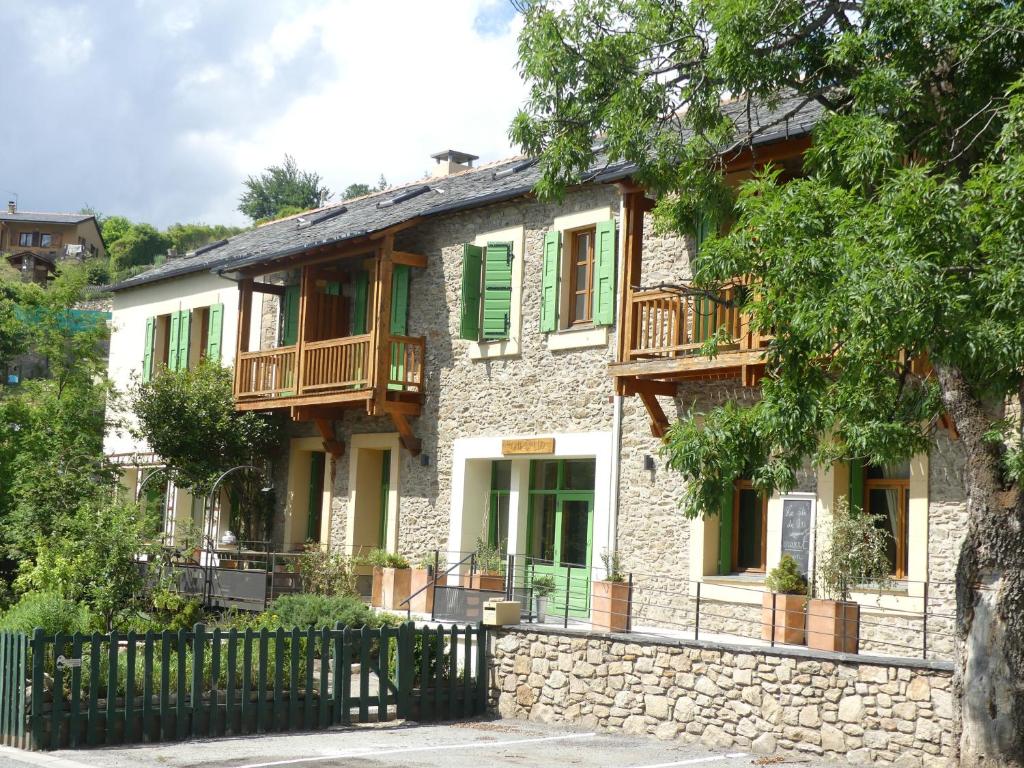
(491, 626), (955, 767)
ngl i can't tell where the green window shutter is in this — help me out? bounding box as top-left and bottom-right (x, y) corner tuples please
(540, 230), (561, 332)
(306, 452), (326, 542)
(206, 303), (224, 362)
(718, 486), (734, 575)
(142, 316), (155, 381)
(694, 210), (713, 256)
(282, 285), (300, 346)
(482, 242), (513, 340)
(390, 264), (410, 335)
(460, 244), (483, 340)
(176, 310), (191, 371)
(849, 460), (864, 513)
(593, 219), (617, 326)
(352, 270), (369, 335)
(167, 312), (181, 372)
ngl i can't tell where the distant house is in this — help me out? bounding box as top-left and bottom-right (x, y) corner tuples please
(0, 201), (106, 284)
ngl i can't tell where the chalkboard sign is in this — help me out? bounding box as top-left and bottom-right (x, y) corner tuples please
(780, 497), (813, 576)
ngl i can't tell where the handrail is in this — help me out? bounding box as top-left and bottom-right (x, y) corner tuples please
(400, 550), (477, 619)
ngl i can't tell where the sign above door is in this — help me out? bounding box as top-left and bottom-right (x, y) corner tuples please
(501, 437), (555, 456)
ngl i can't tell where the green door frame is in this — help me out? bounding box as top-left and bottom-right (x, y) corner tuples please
(525, 460), (595, 619)
(377, 450), (392, 549)
(306, 451), (326, 543)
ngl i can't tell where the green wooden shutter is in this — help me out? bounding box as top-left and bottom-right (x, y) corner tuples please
(142, 316), (155, 381)
(167, 312), (181, 372)
(482, 242), (513, 340)
(718, 486), (734, 575)
(460, 244), (483, 340)
(351, 270), (369, 335)
(206, 303), (224, 362)
(307, 452), (326, 542)
(849, 460), (864, 513)
(390, 265), (410, 335)
(176, 310), (191, 370)
(593, 219), (617, 326)
(541, 230), (561, 332)
(694, 210), (713, 256)
(282, 285), (300, 346)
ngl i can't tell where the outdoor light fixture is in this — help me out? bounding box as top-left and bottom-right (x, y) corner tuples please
(420, 454), (430, 467)
(643, 455), (656, 471)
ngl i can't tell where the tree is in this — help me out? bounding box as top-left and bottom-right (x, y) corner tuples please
(342, 176), (388, 200)
(100, 215), (132, 249)
(512, 1), (1024, 763)
(238, 154), (331, 223)
(108, 223), (172, 280)
(165, 222), (247, 254)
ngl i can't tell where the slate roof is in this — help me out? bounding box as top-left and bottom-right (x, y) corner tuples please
(110, 92), (823, 293)
(0, 211), (96, 225)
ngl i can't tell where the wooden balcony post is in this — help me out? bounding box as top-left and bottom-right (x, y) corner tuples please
(616, 191), (650, 366)
(234, 278), (253, 398)
(294, 266), (311, 394)
(372, 236), (395, 414)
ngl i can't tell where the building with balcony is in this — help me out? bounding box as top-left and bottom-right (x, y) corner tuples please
(0, 202), (105, 285)
(104, 96), (967, 659)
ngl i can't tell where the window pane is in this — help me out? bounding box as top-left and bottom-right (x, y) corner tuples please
(19, 233), (31, 246)
(574, 294), (587, 322)
(575, 263), (588, 287)
(575, 232), (591, 262)
(40, 234), (52, 247)
(736, 488), (764, 570)
(865, 461), (910, 480)
(532, 460), (559, 491)
(563, 460), (595, 491)
(491, 460), (511, 491)
(530, 495), (557, 562)
(868, 488), (899, 575)
(494, 493), (510, 558)
(560, 499), (591, 566)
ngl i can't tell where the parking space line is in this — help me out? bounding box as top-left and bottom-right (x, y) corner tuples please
(624, 753), (749, 768)
(236, 731), (599, 768)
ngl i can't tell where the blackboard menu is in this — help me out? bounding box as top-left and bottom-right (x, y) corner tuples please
(781, 498), (813, 576)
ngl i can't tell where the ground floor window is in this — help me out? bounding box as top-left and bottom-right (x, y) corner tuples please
(488, 460), (511, 558)
(732, 480), (767, 573)
(863, 461), (910, 578)
(307, 451), (326, 543)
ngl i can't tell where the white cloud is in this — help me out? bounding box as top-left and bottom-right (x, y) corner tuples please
(0, 0), (527, 227)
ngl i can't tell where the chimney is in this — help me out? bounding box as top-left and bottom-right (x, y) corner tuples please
(430, 149), (479, 178)
(7, 201), (15, 214)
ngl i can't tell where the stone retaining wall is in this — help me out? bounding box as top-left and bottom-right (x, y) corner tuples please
(490, 626), (955, 767)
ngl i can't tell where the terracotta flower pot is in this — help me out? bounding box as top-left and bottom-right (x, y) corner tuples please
(761, 592), (808, 644)
(591, 580), (631, 632)
(370, 565), (383, 608)
(380, 567), (412, 611)
(408, 568), (447, 613)
(807, 598), (860, 653)
(470, 571), (504, 591)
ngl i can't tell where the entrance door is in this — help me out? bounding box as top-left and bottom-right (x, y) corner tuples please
(527, 459), (595, 619)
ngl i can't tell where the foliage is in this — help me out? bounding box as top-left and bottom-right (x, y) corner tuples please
(0, 591), (91, 636)
(341, 176), (388, 200)
(15, 498), (160, 631)
(531, 574), (556, 597)
(415, 552), (447, 572)
(599, 549), (625, 583)
(238, 154), (331, 223)
(100, 215), (133, 250)
(263, 593), (384, 631)
(165, 222), (246, 254)
(135, 587), (206, 633)
(815, 498), (893, 602)
(130, 360), (281, 498)
(108, 222), (172, 279)
(765, 554), (807, 596)
(297, 546), (360, 597)
(365, 548), (410, 569)
(474, 539), (502, 573)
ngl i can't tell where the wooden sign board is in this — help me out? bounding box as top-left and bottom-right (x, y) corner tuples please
(780, 495), (815, 576)
(501, 438), (555, 456)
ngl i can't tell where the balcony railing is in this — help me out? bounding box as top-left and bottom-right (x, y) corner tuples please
(236, 346), (297, 399)
(300, 334), (372, 393)
(625, 285), (770, 361)
(388, 335), (425, 392)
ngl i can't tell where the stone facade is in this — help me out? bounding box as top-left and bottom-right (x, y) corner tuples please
(491, 626), (955, 767)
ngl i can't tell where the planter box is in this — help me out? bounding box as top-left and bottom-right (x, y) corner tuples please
(370, 566), (383, 608)
(408, 568), (447, 613)
(591, 580), (631, 632)
(761, 593), (807, 644)
(470, 572), (504, 591)
(380, 567), (413, 611)
(807, 598), (860, 653)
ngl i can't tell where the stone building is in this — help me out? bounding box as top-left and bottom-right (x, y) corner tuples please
(104, 95), (965, 659)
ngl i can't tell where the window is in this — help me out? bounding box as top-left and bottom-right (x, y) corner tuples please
(39, 234), (53, 247)
(460, 241), (513, 341)
(143, 304), (224, 380)
(488, 460), (512, 558)
(568, 228), (595, 325)
(863, 462), (910, 578)
(731, 480), (767, 573)
(18, 233), (32, 247)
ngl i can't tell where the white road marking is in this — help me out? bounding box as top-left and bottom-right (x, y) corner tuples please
(0, 747), (97, 768)
(624, 753), (749, 768)
(235, 731), (599, 768)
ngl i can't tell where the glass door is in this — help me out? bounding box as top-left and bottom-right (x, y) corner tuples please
(527, 459), (595, 619)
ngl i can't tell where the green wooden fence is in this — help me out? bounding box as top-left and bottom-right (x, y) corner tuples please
(7, 622), (486, 751)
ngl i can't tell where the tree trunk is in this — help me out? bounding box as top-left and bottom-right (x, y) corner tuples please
(935, 362), (1024, 766)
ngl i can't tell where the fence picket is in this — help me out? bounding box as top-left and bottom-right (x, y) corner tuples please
(448, 625), (458, 720)
(210, 628), (221, 737)
(288, 628), (300, 731)
(396, 623), (410, 719)
(70, 634), (83, 748)
(191, 624), (204, 740)
(1, 633), (9, 746)
(419, 625), (431, 722)
(434, 625), (444, 719)
(256, 630), (268, 733)
(226, 629), (237, 736)
(85, 633), (100, 747)
(378, 627), (390, 722)
(106, 630), (118, 745)
(176, 629), (187, 741)
(462, 625), (472, 718)
(273, 628), (285, 731)
(359, 627), (370, 723)
(319, 627), (330, 729)
(50, 632), (63, 750)
(125, 631), (136, 744)
(341, 627), (351, 725)
(159, 633), (171, 742)
(142, 633), (153, 744)
(332, 624), (343, 725)
(241, 629), (253, 734)
(476, 624), (487, 714)
(303, 628), (315, 729)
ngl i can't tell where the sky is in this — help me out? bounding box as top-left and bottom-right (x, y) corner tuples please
(0, 0), (526, 228)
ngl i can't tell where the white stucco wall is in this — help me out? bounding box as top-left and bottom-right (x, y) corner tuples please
(103, 271), (240, 457)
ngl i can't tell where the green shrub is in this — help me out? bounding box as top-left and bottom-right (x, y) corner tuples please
(297, 546), (359, 597)
(0, 591), (91, 635)
(266, 593), (379, 630)
(765, 554), (807, 595)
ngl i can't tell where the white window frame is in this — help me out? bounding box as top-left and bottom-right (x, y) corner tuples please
(469, 225), (525, 360)
(548, 207), (613, 351)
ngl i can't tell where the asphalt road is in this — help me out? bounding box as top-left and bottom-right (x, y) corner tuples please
(0, 719), (829, 768)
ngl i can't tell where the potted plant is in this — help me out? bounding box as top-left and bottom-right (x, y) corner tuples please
(531, 575), (556, 623)
(761, 554), (808, 644)
(591, 549), (631, 632)
(367, 548), (390, 607)
(470, 539), (504, 591)
(369, 550), (412, 611)
(808, 497), (893, 653)
(408, 552), (448, 613)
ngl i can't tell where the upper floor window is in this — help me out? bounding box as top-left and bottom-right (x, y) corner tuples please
(568, 227), (595, 325)
(142, 304), (224, 381)
(39, 234), (53, 247)
(18, 233), (32, 247)
(460, 241), (513, 342)
(540, 216), (616, 334)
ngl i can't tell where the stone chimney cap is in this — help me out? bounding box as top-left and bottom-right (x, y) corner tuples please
(7, 201), (15, 213)
(430, 150), (479, 167)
